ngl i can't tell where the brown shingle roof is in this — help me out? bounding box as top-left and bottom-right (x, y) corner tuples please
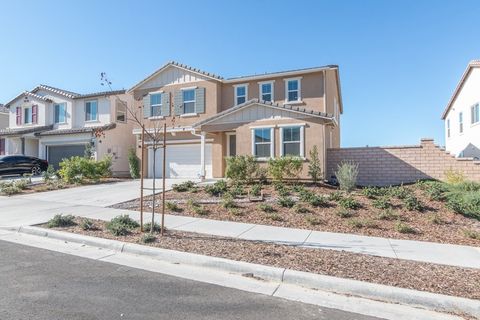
(35, 123), (116, 136)
(0, 125), (54, 137)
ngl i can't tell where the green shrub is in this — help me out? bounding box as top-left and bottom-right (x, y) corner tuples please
(449, 181), (480, 192)
(278, 196), (295, 208)
(141, 233), (156, 243)
(267, 213), (283, 221)
(425, 182), (448, 201)
(229, 183), (246, 197)
(387, 185), (411, 199)
(187, 199), (200, 208)
(463, 229), (480, 240)
(403, 194), (423, 211)
(446, 191), (480, 220)
(377, 209), (400, 221)
(395, 221), (416, 234)
(258, 203), (276, 213)
(292, 184), (306, 194)
(308, 195), (328, 207)
(339, 196), (359, 210)
(372, 197), (391, 209)
(225, 155), (259, 184)
(348, 218), (378, 229)
(42, 165), (57, 182)
(172, 181), (196, 192)
(109, 215), (140, 229)
(14, 179), (29, 190)
(229, 208), (243, 216)
(268, 156), (303, 182)
(299, 189), (315, 202)
(294, 204), (310, 214)
(205, 180), (228, 196)
(305, 215), (322, 226)
(335, 161), (358, 192)
(166, 201), (182, 212)
(192, 205), (209, 216)
(143, 222), (161, 233)
(47, 214), (75, 228)
(250, 184), (262, 197)
(428, 214), (445, 225)
(444, 169), (465, 185)
(336, 208), (354, 218)
(107, 222), (130, 236)
(308, 145), (323, 184)
(80, 218), (96, 231)
(328, 191), (343, 202)
(58, 156), (112, 184)
(362, 186), (387, 199)
(0, 182), (21, 195)
(128, 148), (140, 179)
(221, 193), (237, 209)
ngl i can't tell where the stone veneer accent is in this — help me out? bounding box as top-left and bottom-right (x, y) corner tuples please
(327, 138), (480, 186)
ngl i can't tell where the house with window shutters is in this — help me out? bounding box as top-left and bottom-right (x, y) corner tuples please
(129, 61), (343, 179)
(442, 60), (480, 160)
(0, 85), (135, 175)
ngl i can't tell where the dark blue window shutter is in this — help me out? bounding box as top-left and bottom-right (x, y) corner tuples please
(174, 90), (183, 115)
(161, 92), (170, 116)
(143, 95), (151, 118)
(195, 87), (205, 113)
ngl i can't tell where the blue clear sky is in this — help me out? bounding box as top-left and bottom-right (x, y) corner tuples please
(1, 0), (479, 147)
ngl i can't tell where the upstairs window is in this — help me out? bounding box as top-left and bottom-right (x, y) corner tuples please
(116, 100), (127, 123)
(85, 100), (98, 121)
(285, 78), (301, 102)
(234, 85), (248, 105)
(459, 112), (463, 133)
(471, 103), (480, 124)
(54, 103), (66, 124)
(150, 93), (162, 117)
(259, 82), (273, 102)
(182, 89), (196, 114)
(252, 127), (273, 159)
(24, 107), (32, 124)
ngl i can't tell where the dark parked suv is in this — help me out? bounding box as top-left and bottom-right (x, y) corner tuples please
(0, 155), (49, 176)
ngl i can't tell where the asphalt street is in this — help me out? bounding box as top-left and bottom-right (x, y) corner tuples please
(0, 240), (382, 320)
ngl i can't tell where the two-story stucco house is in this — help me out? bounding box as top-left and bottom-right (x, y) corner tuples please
(129, 62), (342, 179)
(442, 60), (480, 160)
(0, 104), (8, 155)
(0, 85), (135, 175)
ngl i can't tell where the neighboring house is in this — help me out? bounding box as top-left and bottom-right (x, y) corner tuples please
(442, 60), (480, 160)
(0, 104), (8, 155)
(0, 85), (135, 175)
(129, 61), (342, 179)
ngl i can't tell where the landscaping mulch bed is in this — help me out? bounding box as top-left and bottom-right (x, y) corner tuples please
(112, 183), (480, 247)
(45, 217), (480, 300)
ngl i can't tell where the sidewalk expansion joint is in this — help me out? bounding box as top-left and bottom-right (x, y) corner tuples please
(301, 230), (313, 246)
(234, 225), (257, 238)
(388, 239), (399, 259)
(96, 253), (117, 261)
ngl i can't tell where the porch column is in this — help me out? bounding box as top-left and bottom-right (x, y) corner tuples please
(200, 131), (206, 180)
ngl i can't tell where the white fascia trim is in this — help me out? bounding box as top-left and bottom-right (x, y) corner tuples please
(249, 124), (275, 129)
(180, 86), (198, 91)
(180, 113), (198, 118)
(132, 126), (194, 135)
(277, 123), (306, 128)
(149, 90), (164, 94)
(284, 77), (302, 104)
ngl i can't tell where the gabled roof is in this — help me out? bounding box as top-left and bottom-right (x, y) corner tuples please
(4, 91), (53, 107)
(442, 60), (480, 119)
(32, 84), (80, 99)
(192, 99), (335, 128)
(128, 61), (224, 92)
(223, 65), (339, 83)
(0, 125), (53, 137)
(75, 90), (126, 99)
(35, 123), (116, 136)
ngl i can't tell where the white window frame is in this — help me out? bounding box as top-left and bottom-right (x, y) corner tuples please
(471, 103), (480, 125)
(251, 126), (274, 160)
(279, 124), (305, 158)
(447, 119), (451, 138)
(226, 132), (236, 157)
(182, 88), (196, 115)
(149, 92), (163, 118)
(258, 80), (274, 102)
(234, 84), (248, 105)
(284, 77), (302, 103)
(85, 100), (99, 122)
(115, 100), (127, 123)
(23, 106), (32, 124)
(459, 112), (463, 134)
(54, 102), (67, 124)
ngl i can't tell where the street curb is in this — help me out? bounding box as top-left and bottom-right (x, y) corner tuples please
(10, 226), (480, 318)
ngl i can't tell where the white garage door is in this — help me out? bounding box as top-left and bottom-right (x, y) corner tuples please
(148, 144), (212, 179)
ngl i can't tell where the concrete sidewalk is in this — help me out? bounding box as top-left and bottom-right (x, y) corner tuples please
(1, 196), (479, 269)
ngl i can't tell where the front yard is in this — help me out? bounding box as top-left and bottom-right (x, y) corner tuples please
(113, 179), (480, 246)
(43, 215), (480, 300)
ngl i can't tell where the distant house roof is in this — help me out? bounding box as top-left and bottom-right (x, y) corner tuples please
(0, 104), (7, 113)
(442, 60), (480, 119)
(0, 125), (53, 137)
(35, 123), (116, 136)
(192, 98), (335, 129)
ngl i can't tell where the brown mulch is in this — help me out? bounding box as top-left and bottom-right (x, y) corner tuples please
(45, 217), (480, 300)
(112, 184), (480, 246)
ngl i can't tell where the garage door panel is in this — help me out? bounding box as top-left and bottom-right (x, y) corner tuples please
(148, 144), (212, 179)
(48, 145), (86, 169)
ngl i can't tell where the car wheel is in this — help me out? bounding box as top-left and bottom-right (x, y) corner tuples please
(32, 165), (42, 176)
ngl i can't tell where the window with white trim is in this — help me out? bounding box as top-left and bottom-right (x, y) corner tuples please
(116, 100), (127, 123)
(24, 107), (32, 124)
(183, 89), (195, 114)
(235, 85), (247, 105)
(259, 82), (273, 102)
(150, 93), (162, 117)
(281, 126), (304, 157)
(252, 127), (273, 158)
(54, 103), (66, 124)
(285, 78), (301, 102)
(447, 119), (450, 138)
(85, 100), (98, 121)
(471, 103), (480, 124)
(459, 112), (463, 133)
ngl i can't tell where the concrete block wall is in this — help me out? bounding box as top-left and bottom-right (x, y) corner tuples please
(327, 138), (480, 186)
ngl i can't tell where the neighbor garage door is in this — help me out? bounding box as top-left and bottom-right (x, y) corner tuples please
(148, 144), (212, 179)
(48, 145), (86, 169)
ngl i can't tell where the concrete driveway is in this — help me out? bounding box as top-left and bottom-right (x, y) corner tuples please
(14, 179), (198, 207)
